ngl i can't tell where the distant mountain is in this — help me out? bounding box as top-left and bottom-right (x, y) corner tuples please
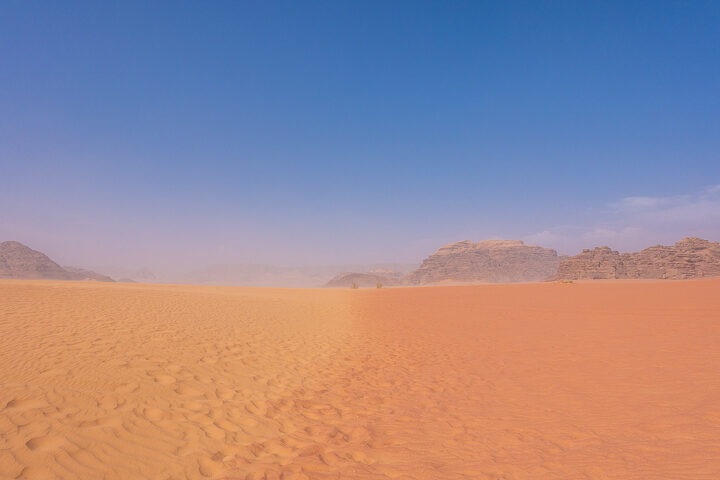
(325, 270), (402, 288)
(62, 266), (115, 282)
(0, 241), (114, 281)
(0, 241), (73, 280)
(405, 240), (562, 284)
(130, 267), (156, 280)
(550, 237), (720, 280)
(183, 263), (416, 288)
(81, 266), (156, 282)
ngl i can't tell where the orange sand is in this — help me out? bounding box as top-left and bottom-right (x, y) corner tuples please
(1, 279), (719, 479)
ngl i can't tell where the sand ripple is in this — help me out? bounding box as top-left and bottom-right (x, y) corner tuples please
(1, 279), (719, 479)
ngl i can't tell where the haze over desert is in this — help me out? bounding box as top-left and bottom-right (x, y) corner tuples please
(1, 279), (719, 479)
(3, 1), (720, 479)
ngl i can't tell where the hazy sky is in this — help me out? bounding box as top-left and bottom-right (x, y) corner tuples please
(2, 1), (719, 269)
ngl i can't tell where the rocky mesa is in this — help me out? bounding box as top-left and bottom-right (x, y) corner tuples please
(0, 241), (114, 281)
(551, 237), (720, 280)
(404, 239), (562, 285)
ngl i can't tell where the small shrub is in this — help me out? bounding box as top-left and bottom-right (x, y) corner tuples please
(351, 281), (359, 289)
(376, 282), (383, 289)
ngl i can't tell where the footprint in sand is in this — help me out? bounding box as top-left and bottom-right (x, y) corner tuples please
(197, 457), (224, 477)
(142, 407), (165, 421)
(214, 419), (240, 432)
(193, 374), (214, 384)
(215, 387), (235, 400)
(26, 435), (65, 452)
(18, 465), (55, 479)
(5, 398), (48, 411)
(98, 395), (117, 410)
(154, 374), (177, 385)
(348, 450), (376, 465)
(0, 450), (23, 477)
(203, 424), (226, 440)
(79, 416), (122, 429)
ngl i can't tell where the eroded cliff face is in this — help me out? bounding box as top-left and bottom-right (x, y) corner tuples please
(551, 238), (720, 280)
(405, 240), (562, 284)
(550, 247), (623, 280)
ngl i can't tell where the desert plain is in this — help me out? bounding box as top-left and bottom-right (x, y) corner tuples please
(1, 279), (719, 479)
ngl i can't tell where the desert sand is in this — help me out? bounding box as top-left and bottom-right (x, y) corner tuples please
(1, 279), (719, 479)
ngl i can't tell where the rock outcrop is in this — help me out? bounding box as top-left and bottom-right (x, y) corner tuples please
(405, 240), (562, 284)
(551, 237), (720, 280)
(549, 247), (622, 280)
(0, 241), (114, 281)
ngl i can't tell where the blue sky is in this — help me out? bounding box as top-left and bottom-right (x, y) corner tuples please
(1, 1), (719, 268)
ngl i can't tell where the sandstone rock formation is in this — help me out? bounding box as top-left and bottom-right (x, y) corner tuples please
(551, 237), (720, 280)
(0, 241), (114, 281)
(405, 240), (562, 284)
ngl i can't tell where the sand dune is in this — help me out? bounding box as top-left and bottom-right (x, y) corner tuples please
(1, 279), (719, 479)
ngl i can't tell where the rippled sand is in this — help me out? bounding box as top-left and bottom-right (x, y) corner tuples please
(1, 279), (719, 479)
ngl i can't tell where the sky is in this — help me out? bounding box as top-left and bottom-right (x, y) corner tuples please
(1, 1), (719, 269)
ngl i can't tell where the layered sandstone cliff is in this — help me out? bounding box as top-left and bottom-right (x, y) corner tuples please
(405, 240), (562, 284)
(551, 237), (720, 280)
